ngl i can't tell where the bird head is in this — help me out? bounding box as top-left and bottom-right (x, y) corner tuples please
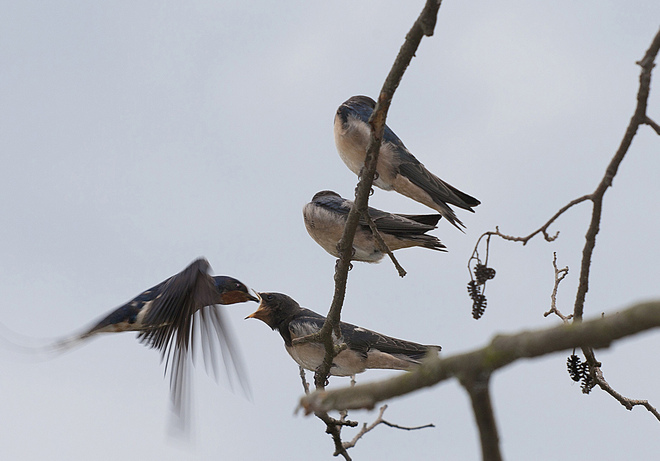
(214, 276), (259, 305)
(246, 292), (300, 330)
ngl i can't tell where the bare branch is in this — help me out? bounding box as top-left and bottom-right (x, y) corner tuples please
(314, 0), (444, 388)
(543, 253), (572, 321)
(306, 3), (446, 454)
(645, 116), (660, 135)
(574, 27), (660, 321)
(461, 374), (501, 461)
(361, 210), (407, 277)
(471, 195), (592, 250)
(581, 348), (660, 422)
(315, 411), (357, 460)
(300, 300), (660, 413)
(341, 405), (434, 450)
(299, 366), (310, 395)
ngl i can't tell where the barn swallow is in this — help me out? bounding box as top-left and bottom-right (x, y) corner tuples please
(50, 258), (258, 418)
(303, 190), (446, 262)
(334, 95), (480, 229)
(247, 292), (440, 376)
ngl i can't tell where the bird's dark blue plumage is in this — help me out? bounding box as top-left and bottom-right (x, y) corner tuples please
(303, 190), (445, 262)
(334, 95), (480, 229)
(50, 258), (258, 421)
(247, 292), (440, 376)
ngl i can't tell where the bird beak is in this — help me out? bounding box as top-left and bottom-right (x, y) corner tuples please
(245, 293), (267, 321)
(246, 289), (260, 303)
(245, 308), (267, 321)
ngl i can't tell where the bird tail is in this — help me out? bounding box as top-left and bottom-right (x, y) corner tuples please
(0, 320), (90, 360)
(398, 214), (442, 227)
(404, 235), (447, 252)
(403, 345), (442, 362)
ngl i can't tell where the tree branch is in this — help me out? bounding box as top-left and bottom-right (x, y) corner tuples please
(315, 0), (444, 388)
(543, 252), (571, 322)
(461, 374), (501, 461)
(341, 404), (434, 451)
(309, 0), (445, 452)
(361, 211), (407, 277)
(574, 26), (660, 321)
(300, 300), (660, 413)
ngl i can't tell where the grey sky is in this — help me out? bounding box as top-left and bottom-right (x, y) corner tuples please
(1, 1), (659, 459)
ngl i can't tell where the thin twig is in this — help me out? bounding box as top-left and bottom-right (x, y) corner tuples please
(361, 211), (407, 277)
(543, 252), (571, 322)
(645, 116), (660, 135)
(342, 405), (434, 450)
(470, 195), (592, 252)
(315, 411), (357, 460)
(300, 366), (310, 395)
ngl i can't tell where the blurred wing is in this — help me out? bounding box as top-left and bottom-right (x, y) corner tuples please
(166, 305), (250, 424)
(137, 258), (248, 421)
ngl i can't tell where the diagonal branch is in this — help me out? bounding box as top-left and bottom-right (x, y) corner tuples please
(309, 0), (445, 452)
(300, 300), (660, 413)
(573, 26), (660, 322)
(313, 0), (444, 389)
(361, 211), (407, 277)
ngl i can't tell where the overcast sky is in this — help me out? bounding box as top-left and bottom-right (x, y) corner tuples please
(1, 1), (659, 460)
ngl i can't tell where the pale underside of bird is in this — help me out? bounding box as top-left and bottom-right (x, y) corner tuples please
(303, 190), (446, 262)
(247, 292), (440, 376)
(334, 95), (480, 229)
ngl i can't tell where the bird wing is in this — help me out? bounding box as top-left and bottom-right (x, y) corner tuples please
(138, 258), (249, 419)
(313, 191), (438, 236)
(398, 160), (481, 211)
(313, 192), (353, 217)
(369, 208), (438, 235)
(341, 320), (436, 361)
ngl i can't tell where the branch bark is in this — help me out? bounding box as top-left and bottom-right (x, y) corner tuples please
(300, 300), (660, 413)
(314, 0), (443, 389)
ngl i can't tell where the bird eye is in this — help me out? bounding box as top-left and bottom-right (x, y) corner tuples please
(264, 294), (274, 301)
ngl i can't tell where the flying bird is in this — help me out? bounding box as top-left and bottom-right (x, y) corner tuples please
(303, 190), (446, 262)
(247, 292), (440, 376)
(45, 258), (258, 419)
(334, 95), (480, 229)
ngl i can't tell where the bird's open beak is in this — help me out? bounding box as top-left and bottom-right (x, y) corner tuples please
(245, 308), (267, 321)
(245, 293), (266, 321)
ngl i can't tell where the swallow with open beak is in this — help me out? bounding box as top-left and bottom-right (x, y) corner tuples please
(334, 95), (480, 229)
(247, 292), (440, 376)
(49, 258), (258, 418)
(303, 190), (446, 262)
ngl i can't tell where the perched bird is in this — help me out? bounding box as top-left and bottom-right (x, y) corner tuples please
(247, 292), (440, 376)
(47, 258), (258, 419)
(303, 190), (446, 262)
(334, 95), (480, 229)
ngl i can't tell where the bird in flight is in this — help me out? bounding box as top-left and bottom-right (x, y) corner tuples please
(35, 258), (258, 422)
(334, 95), (480, 229)
(303, 190), (445, 262)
